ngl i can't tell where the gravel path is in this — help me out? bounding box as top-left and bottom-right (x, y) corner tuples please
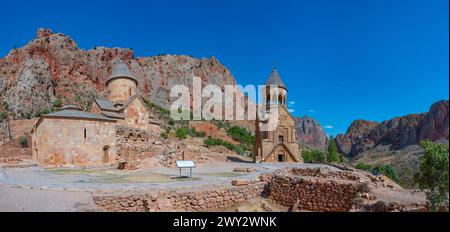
(0, 185), (93, 212)
(0, 162), (334, 211)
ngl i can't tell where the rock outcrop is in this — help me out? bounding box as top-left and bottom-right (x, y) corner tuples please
(0, 28), (241, 118)
(295, 116), (327, 151)
(335, 100), (449, 157)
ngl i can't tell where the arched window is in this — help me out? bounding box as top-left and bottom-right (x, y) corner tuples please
(278, 95), (283, 104)
(266, 94), (270, 104)
(103, 146), (110, 163)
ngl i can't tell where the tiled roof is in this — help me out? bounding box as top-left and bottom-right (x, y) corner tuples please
(44, 109), (116, 122)
(94, 98), (117, 111)
(265, 68), (286, 89)
(101, 111), (125, 119)
(106, 60), (138, 86)
(59, 105), (82, 111)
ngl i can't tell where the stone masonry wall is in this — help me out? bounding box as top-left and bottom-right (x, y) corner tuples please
(93, 182), (267, 212)
(268, 168), (363, 212)
(32, 118), (116, 168)
(115, 126), (185, 169)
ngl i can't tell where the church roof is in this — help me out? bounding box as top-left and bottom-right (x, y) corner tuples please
(44, 109), (116, 122)
(265, 68), (286, 90)
(94, 98), (117, 111)
(101, 111), (125, 119)
(59, 105), (82, 111)
(105, 60), (138, 86)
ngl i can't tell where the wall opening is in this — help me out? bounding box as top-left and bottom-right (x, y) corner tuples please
(278, 135), (284, 143)
(84, 128), (87, 140)
(277, 151), (285, 162)
(103, 146), (110, 163)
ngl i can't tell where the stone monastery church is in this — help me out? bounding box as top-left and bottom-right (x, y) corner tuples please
(30, 61), (301, 168)
(254, 68), (301, 163)
(31, 61), (160, 168)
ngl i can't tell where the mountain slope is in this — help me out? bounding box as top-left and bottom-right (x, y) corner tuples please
(0, 28), (240, 118)
(295, 116), (327, 151)
(335, 100), (449, 158)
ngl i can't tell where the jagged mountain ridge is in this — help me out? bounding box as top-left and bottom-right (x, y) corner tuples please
(335, 100), (449, 157)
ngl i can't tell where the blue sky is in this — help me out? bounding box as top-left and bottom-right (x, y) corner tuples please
(1, 0), (448, 135)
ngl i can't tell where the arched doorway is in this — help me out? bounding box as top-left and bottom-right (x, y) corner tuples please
(277, 150), (286, 162)
(103, 146), (110, 163)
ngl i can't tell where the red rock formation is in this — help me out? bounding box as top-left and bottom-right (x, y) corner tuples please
(335, 100), (449, 157)
(295, 116), (327, 151)
(0, 28), (241, 119)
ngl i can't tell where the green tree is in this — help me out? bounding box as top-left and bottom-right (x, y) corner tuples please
(327, 135), (340, 163)
(302, 150), (314, 163)
(414, 141), (449, 211)
(302, 150), (325, 163)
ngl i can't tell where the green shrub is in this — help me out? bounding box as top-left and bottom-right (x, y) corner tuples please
(0, 111), (8, 120)
(354, 162), (372, 171)
(2, 101), (9, 111)
(175, 127), (189, 139)
(33, 108), (51, 118)
(302, 150), (326, 163)
(189, 127), (206, 137)
(375, 165), (400, 184)
(160, 132), (168, 139)
(19, 136), (28, 148)
(226, 126), (255, 145)
(203, 137), (236, 151)
(53, 98), (62, 108)
(414, 141), (449, 211)
(25, 111), (32, 119)
(302, 150), (314, 163)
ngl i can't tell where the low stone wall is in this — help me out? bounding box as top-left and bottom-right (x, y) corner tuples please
(93, 182), (267, 212)
(269, 168), (363, 212)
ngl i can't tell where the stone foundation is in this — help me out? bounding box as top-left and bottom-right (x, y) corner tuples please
(93, 182), (267, 212)
(92, 167), (427, 212)
(268, 168), (363, 212)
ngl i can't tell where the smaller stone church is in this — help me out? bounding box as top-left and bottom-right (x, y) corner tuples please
(254, 68), (302, 163)
(31, 61), (160, 168)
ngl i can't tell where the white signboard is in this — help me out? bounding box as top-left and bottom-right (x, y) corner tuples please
(176, 160), (196, 168)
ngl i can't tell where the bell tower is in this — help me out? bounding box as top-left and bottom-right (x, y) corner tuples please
(254, 67), (301, 163)
(263, 68), (287, 107)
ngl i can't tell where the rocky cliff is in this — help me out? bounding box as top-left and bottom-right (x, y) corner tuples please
(295, 116), (327, 151)
(0, 28), (240, 118)
(335, 100), (449, 157)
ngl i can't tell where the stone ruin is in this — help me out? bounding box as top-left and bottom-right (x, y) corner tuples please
(268, 168), (364, 212)
(92, 167), (428, 212)
(115, 126), (185, 169)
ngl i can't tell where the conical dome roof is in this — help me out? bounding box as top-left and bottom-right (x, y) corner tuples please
(265, 68), (286, 90)
(105, 60), (138, 86)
